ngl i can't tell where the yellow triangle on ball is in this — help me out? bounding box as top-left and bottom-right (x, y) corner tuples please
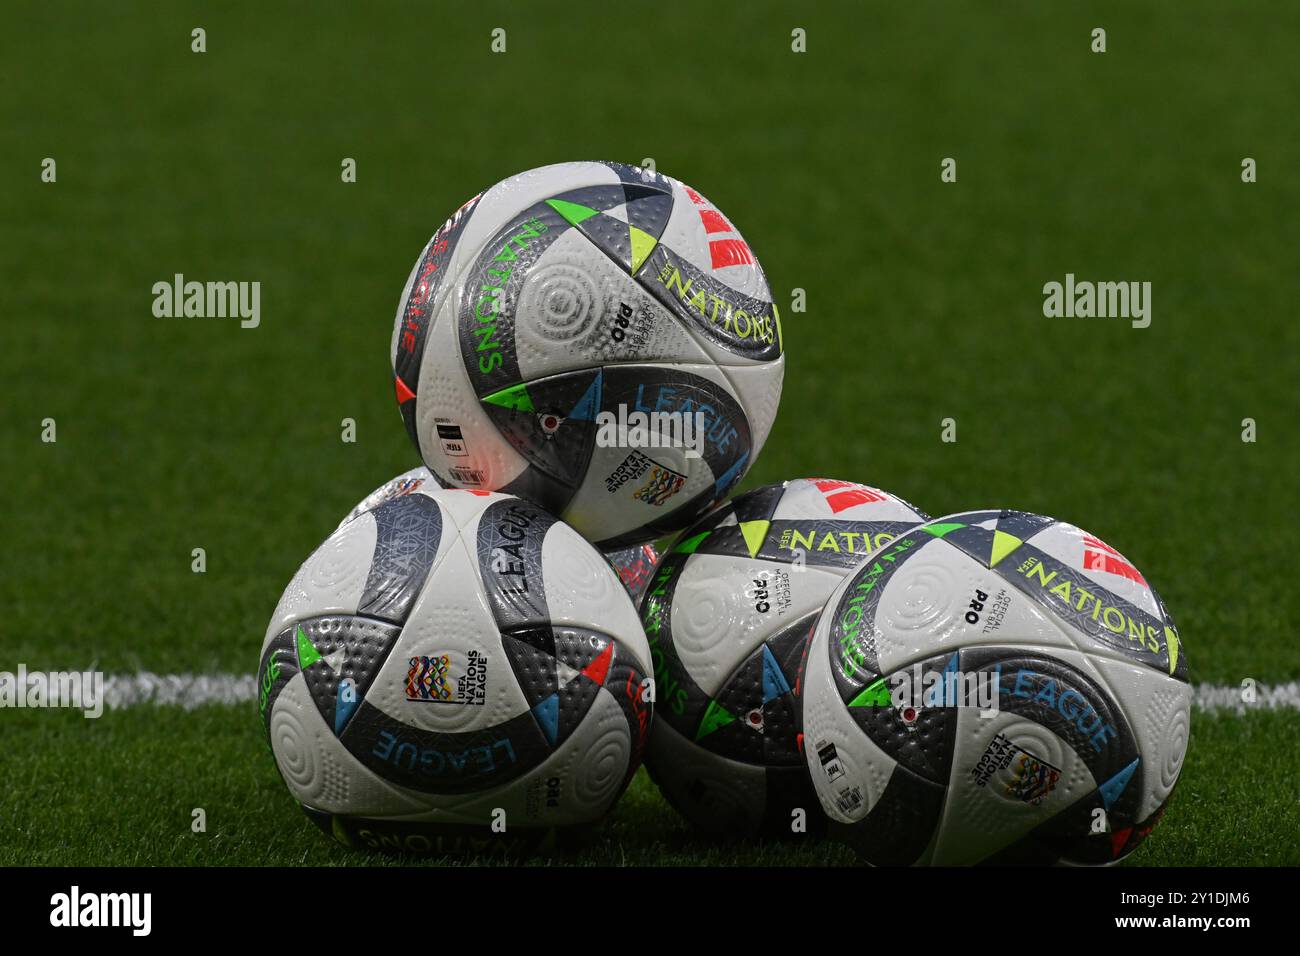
(629, 226), (657, 274)
(739, 519), (770, 558)
(990, 530), (1022, 567)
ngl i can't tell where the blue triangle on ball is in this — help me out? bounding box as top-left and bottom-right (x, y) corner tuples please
(1099, 757), (1140, 810)
(566, 370), (603, 422)
(761, 645), (791, 703)
(713, 450), (750, 497)
(335, 683), (361, 735)
(533, 693), (560, 746)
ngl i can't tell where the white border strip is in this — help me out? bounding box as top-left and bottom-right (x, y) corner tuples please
(94, 673), (1300, 713)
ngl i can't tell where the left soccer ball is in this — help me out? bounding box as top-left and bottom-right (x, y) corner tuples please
(259, 482), (653, 854)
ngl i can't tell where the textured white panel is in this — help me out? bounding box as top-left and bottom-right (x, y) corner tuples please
(270, 673), (429, 816)
(1093, 656), (1191, 817)
(802, 600), (897, 824)
(415, 291), (528, 489)
(565, 687), (635, 813)
(871, 542), (1074, 676)
(661, 176), (771, 301)
(670, 552), (841, 696)
(513, 229), (711, 382)
(774, 478), (927, 523)
(368, 533), (531, 734)
(428, 486), (506, 532)
(540, 520), (651, 672)
(263, 513), (378, 652)
(561, 438), (711, 544)
(931, 702), (1098, 865)
(715, 356), (784, 462)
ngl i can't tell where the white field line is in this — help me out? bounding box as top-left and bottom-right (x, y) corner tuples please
(92, 673), (1300, 713)
(1192, 681), (1300, 713)
(105, 672), (255, 709)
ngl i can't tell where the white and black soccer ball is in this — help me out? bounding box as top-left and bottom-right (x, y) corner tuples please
(390, 161), (784, 548)
(640, 478), (929, 835)
(800, 510), (1190, 865)
(259, 482), (653, 854)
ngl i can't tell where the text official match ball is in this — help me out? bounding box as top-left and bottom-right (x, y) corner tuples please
(640, 479), (929, 836)
(258, 482), (653, 855)
(390, 161), (784, 548)
(800, 510), (1190, 865)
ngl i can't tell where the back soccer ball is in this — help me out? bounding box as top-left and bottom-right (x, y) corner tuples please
(641, 478), (929, 835)
(258, 481), (653, 854)
(603, 541), (661, 604)
(390, 161), (784, 548)
(799, 510), (1190, 865)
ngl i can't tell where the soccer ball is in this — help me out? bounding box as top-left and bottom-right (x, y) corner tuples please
(258, 481), (653, 854)
(640, 478), (929, 835)
(390, 161), (784, 548)
(799, 510), (1190, 865)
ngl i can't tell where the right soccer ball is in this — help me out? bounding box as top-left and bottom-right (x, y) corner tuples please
(800, 509), (1190, 865)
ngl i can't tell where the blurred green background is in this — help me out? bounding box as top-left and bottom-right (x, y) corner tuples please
(1, 0), (1296, 865)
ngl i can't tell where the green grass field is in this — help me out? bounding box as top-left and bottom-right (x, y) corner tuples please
(2, 0), (1297, 866)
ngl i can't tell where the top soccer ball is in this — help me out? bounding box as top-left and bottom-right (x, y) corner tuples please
(390, 161), (784, 547)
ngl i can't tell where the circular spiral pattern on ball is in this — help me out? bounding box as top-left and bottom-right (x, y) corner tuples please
(550, 539), (617, 608)
(674, 574), (741, 662)
(271, 702), (320, 798)
(572, 723), (630, 810)
(306, 523), (368, 592)
(888, 562), (961, 632)
(519, 262), (602, 343)
(872, 561), (964, 664)
(1160, 702), (1189, 791)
